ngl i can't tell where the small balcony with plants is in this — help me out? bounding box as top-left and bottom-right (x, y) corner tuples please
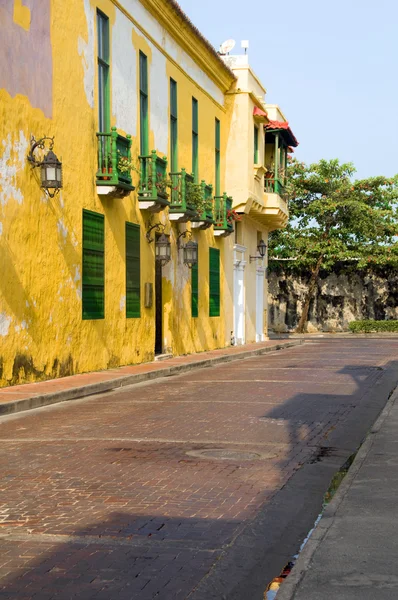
(96, 127), (135, 197)
(190, 181), (214, 229)
(213, 193), (234, 237)
(168, 169), (197, 222)
(137, 150), (170, 212)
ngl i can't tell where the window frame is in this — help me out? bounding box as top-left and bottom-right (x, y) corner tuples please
(170, 78), (178, 172)
(215, 118), (221, 196)
(97, 10), (110, 133)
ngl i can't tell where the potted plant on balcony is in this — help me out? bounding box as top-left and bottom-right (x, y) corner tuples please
(186, 181), (205, 214)
(227, 209), (241, 224)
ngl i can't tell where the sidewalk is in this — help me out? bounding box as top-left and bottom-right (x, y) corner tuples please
(0, 339), (302, 416)
(277, 382), (398, 600)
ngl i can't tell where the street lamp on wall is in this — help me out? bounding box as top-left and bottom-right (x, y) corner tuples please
(145, 223), (171, 266)
(28, 136), (62, 198)
(249, 239), (267, 263)
(155, 233), (171, 266)
(177, 231), (198, 269)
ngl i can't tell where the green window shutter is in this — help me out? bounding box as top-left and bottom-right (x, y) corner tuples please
(192, 97), (198, 182)
(215, 118), (220, 196)
(82, 210), (105, 320)
(126, 222), (141, 318)
(191, 258), (199, 318)
(97, 10), (110, 133)
(139, 51), (148, 155)
(254, 125), (259, 163)
(209, 247), (220, 317)
(170, 79), (178, 172)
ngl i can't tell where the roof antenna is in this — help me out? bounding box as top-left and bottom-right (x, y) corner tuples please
(241, 40), (249, 54)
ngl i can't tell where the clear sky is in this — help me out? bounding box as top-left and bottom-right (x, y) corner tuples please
(177, 0), (398, 180)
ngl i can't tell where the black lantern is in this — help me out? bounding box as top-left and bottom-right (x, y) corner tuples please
(40, 150), (62, 197)
(155, 233), (171, 265)
(250, 239), (267, 262)
(257, 239), (267, 258)
(27, 136), (63, 198)
(183, 239), (198, 269)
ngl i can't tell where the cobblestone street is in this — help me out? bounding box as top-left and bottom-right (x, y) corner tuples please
(1, 339), (398, 599)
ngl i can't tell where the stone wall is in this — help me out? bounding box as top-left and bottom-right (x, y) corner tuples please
(268, 264), (398, 332)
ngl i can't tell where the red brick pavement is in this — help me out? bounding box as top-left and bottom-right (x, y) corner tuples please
(0, 339), (397, 598)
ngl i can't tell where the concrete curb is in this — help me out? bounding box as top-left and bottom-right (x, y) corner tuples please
(276, 381), (398, 600)
(0, 340), (303, 417)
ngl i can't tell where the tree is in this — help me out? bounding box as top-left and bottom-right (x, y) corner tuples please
(269, 158), (398, 333)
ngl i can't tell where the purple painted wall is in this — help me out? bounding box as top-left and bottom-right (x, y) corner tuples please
(0, 0), (53, 117)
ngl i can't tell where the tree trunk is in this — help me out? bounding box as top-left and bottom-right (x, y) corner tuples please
(295, 256), (323, 333)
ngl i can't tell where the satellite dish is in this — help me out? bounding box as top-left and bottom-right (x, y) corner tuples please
(219, 39), (236, 55)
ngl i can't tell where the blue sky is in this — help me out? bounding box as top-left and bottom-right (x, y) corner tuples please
(178, 0), (398, 180)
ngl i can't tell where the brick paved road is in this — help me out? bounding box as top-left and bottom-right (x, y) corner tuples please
(1, 339), (398, 599)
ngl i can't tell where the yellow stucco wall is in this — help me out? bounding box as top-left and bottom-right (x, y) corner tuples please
(0, 0), (235, 386)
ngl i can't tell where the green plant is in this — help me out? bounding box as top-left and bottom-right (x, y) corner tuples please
(117, 151), (138, 175)
(348, 320), (398, 333)
(186, 182), (209, 215)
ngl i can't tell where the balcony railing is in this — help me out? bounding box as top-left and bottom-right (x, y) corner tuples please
(213, 193), (233, 234)
(264, 176), (285, 197)
(169, 169), (196, 217)
(138, 150), (169, 206)
(96, 127), (134, 192)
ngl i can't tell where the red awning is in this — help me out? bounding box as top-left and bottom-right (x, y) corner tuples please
(264, 120), (299, 147)
(253, 106), (268, 119)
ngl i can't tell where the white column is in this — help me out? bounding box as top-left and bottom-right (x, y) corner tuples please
(233, 244), (247, 345)
(256, 265), (267, 341)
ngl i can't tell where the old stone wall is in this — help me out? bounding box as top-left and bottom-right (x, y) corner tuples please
(268, 264), (398, 332)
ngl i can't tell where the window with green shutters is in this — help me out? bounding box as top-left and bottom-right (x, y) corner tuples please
(97, 10), (110, 133)
(170, 79), (178, 172)
(191, 258), (199, 318)
(82, 210), (105, 320)
(139, 51), (149, 155)
(215, 118), (220, 196)
(192, 97), (198, 182)
(254, 125), (259, 163)
(126, 223), (141, 318)
(209, 247), (220, 317)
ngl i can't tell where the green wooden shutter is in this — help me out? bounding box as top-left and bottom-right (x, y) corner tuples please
(209, 247), (220, 317)
(170, 78), (178, 172)
(126, 222), (141, 318)
(192, 97), (198, 182)
(82, 210), (105, 320)
(215, 118), (221, 196)
(254, 125), (259, 163)
(191, 258), (199, 318)
(139, 51), (149, 155)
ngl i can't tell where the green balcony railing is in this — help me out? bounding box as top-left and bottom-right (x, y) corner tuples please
(264, 177), (285, 196)
(96, 127), (134, 191)
(214, 193), (233, 234)
(169, 168), (196, 216)
(191, 180), (214, 225)
(138, 150), (169, 206)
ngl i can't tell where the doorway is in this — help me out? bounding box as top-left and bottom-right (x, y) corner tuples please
(155, 253), (163, 355)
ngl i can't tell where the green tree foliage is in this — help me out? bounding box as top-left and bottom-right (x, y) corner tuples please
(269, 158), (398, 332)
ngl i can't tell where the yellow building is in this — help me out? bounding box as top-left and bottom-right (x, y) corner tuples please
(0, 0), (296, 387)
(222, 52), (298, 344)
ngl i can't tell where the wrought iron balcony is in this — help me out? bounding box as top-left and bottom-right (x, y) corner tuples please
(169, 169), (196, 221)
(213, 193), (234, 236)
(96, 127), (134, 194)
(138, 150), (170, 208)
(191, 181), (214, 229)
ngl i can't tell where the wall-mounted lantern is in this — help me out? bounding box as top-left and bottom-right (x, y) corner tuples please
(177, 231), (198, 269)
(28, 136), (62, 198)
(155, 233), (171, 266)
(249, 239), (267, 263)
(145, 222), (171, 266)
